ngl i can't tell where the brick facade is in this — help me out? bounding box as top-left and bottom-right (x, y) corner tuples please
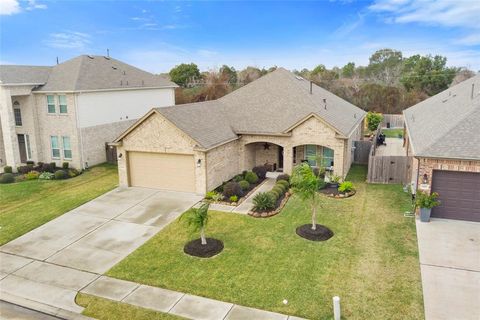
(416, 158), (480, 191)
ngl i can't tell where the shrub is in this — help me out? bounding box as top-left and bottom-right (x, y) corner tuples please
(62, 162), (69, 169)
(26, 160), (35, 166)
(338, 181), (354, 193)
(239, 180), (250, 191)
(272, 185), (285, 196)
(205, 191), (217, 200)
(41, 163), (55, 173)
(273, 183), (286, 193)
(17, 165), (33, 174)
(223, 181), (242, 198)
(0, 173), (15, 184)
(39, 172), (55, 180)
(276, 174), (290, 183)
(50, 162), (56, 170)
(229, 195), (238, 202)
(211, 192), (224, 202)
(252, 192), (276, 211)
(244, 171), (259, 184)
(252, 166), (267, 179)
(366, 111), (383, 131)
(68, 169), (80, 178)
(54, 170), (67, 180)
(25, 170), (40, 180)
(416, 192), (440, 209)
(277, 180), (289, 189)
(268, 190), (280, 201)
(3, 166), (12, 174)
(318, 180), (327, 190)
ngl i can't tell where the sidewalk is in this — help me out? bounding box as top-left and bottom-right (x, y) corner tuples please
(80, 276), (305, 320)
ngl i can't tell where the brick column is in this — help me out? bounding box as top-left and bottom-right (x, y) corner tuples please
(283, 146), (293, 174)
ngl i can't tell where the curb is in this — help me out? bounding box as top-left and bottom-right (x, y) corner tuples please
(0, 292), (94, 320)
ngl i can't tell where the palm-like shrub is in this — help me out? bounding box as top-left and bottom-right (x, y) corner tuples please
(182, 203), (210, 245)
(291, 163), (322, 230)
(253, 192), (275, 211)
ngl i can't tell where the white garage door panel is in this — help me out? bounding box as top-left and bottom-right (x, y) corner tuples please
(128, 152), (195, 192)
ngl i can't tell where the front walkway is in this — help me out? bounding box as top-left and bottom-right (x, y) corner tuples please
(416, 218), (480, 320)
(80, 276), (304, 320)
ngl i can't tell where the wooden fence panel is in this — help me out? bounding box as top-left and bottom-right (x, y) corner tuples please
(353, 141), (372, 164)
(382, 114), (404, 128)
(367, 155), (412, 184)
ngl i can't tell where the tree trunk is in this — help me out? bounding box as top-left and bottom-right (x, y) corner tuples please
(200, 227), (207, 245)
(311, 195), (317, 230)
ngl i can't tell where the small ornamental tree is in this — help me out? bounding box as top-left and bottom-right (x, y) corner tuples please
(366, 112), (383, 131)
(182, 203), (210, 245)
(291, 163), (322, 230)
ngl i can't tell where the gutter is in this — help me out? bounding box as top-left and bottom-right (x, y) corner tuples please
(32, 85), (178, 94)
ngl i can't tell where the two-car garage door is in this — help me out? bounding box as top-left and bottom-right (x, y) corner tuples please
(128, 152), (196, 192)
(431, 170), (480, 222)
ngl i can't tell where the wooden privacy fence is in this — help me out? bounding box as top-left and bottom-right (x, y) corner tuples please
(381, 114), (404, 128)
(367, 154), (412, 184)
(353, 141), (372, 165)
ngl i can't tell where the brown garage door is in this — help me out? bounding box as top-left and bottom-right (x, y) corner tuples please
(128, 152), (195, 192)
(431, 170), (480, 222)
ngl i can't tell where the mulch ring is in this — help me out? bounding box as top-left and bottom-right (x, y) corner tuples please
(296, 224), (334, 241)
(319, 187), (356, 198)
(184, 238), (224, 258)
(248, 192), (292, 218)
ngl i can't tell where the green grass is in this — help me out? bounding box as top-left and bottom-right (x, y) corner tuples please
(0, 163), (118, 245)
(76, 293), (185, 320)
(108, 165), (423, 320)
(381, 128), (404, 138)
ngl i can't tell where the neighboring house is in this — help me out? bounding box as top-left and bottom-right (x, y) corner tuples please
(0, 55), (177, 170)
(113, 68), (366, 195)
(404, 74), (480, 222)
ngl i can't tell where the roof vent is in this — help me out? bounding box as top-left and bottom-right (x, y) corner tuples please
(295, 76), (304, 81)
(472, 83), (475, 99)
(123, 71), (126, 75)
(309, 81), (313, 94)
(323, 98), (327, 109)
(112, 66), (117, 70)
(104, 56), (110, 60)
(87, 55), (94, 59)
(354, 113), (356, 119)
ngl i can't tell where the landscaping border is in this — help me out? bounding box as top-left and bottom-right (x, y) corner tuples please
(248, 191), (292, 218)
(209, 178), (269, 207)
(319, 189), (356, 199)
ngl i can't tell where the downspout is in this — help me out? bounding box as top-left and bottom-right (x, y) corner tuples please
(74, 93), (86, 169)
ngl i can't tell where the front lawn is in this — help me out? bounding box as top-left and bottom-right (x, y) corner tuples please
(108, 165), (423, 319)
(0, 163), (118, 245)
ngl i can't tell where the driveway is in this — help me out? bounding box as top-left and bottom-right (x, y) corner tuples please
(416, 218), (480, 320)
(0, 187), (202, 313)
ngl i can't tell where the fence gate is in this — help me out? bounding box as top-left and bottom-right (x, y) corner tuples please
(105, 143), (118, 165)
(353, 141), (372, 165)
(367, 155), (412, 184)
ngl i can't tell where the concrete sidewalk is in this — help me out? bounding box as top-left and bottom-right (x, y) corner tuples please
(80, 276), (305, 320)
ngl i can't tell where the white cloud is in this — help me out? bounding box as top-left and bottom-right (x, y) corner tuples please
(370, 0), (480, 29)
(44, 31), (91, 49)
(333, 13), (365, 37)
(0, 0), (21, 15)
(455, 33), (480, 46)
(26, 0), (46, 11)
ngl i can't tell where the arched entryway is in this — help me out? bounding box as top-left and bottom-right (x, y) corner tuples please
(244, 141), (285, 172)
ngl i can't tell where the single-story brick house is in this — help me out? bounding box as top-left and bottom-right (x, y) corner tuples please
(113, 68), (366, 195)
(404, 74), (480, 222)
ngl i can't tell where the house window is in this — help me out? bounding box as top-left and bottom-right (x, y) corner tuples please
(320, 147), (334, 168)
(47, 95), (56, 113)
(14, 108), (22, 126)
(59, 95), (67, 114)
(25, 134), (32, 159)
(305, 145), (317, 166)
(293, 147), (297, 163)
(50, 136), (60, 158)
(62, 136), (72, 159)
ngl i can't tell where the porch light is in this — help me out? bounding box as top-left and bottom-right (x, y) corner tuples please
(197, 159), (202, 167)
(422, 174), (429, 184)
(118, 153), (123, 158)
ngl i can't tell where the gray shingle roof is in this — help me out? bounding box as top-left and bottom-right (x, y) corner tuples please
(220, 68), (365, 136)
(404, 74), (480, 160)
(155, 101), (237, 149)
(150, 68), (365, 149)
(34, 55), (177, 91)
(0, 65), (51, 85)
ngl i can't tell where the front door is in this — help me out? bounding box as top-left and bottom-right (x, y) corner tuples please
(17, 134), (27, 163)
(278, 146), (284, 171)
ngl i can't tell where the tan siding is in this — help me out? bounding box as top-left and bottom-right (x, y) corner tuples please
(205, 140), (239, 191)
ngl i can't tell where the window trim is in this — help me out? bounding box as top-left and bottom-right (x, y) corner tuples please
(47, 95), (56, 114)
(14, 108), (22, 126)
(58, 95), (68, 114)
(50, 136), (60, 159)
(62, 136), (72, 159)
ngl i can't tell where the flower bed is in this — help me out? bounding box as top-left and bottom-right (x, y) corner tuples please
(319, 181), (356, 198)
(249, 174), (291, 218)
(249, 191), (291, 218)
(0, 161), (82, 184)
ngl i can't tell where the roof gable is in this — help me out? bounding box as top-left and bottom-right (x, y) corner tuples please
(0, 65), (51, 85)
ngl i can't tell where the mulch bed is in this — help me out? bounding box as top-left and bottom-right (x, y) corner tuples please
(211, 178), (266, 206)
(319, 186), (356, 198)
(184, 238), (224, 258)
(296, 224), (334, 241)
(249, 191), (292, 218)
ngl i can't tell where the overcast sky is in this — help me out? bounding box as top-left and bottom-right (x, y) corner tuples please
(1, 0), (479, 72)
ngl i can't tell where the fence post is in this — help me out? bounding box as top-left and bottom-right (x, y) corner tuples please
(333, 296), (341, 320)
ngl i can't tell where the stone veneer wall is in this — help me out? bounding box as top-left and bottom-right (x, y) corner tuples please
(117, 112), (207, 194)
(81, 119), (136, 167)
(205, 139), (239, 191)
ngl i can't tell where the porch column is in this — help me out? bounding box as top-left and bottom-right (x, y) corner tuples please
(283, 146), (293, 174)
(0, 88), (21, 169)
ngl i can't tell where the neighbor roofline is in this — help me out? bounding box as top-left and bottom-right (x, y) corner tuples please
(415, 154), (480, 161)
(403, 109), (417, 155)
(33, 85), (177, 94)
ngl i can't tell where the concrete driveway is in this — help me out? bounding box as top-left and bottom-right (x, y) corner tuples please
(416, 218), (480, 320)
(0, 187), (201, 313)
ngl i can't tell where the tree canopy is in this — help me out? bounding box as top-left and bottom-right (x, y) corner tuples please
(169, 63), (201, 87)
